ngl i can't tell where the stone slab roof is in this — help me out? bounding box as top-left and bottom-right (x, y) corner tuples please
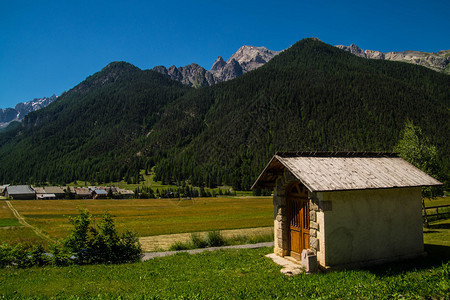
(252, 152), (442, 192)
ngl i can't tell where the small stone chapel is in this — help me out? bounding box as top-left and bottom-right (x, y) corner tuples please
(252, 152), (442, 270)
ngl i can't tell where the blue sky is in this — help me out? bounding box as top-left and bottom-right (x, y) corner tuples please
(1, 0), (449, 109)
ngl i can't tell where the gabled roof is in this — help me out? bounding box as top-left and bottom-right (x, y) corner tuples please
(252, 152), (442, 192)
(75, 187), (91, 195)
(94, 189), (108, 195)
(44, 186), (65, 194)
(6, 185), (36, 195)
(33, 187), (46, 194)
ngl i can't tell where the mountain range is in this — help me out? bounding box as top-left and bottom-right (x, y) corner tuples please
(152, 45), (280, 87)
(0, 95), (57, 129)
(152, 42), (449, 88)
(0, 38), (448, 189)
(336, 44), (450, 74)
(1, 41), (447, 125)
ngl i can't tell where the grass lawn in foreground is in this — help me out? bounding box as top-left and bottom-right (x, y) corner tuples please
(0, 245), (448, 299)
(4, 197), (273, 241)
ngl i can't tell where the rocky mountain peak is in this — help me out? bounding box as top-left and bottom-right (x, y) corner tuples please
(152, 63), (217, 88)
(336, 44), (449, 73)
(209, 45), (280, 82)
(211, 56), (227, 73)
(0, 95), (57, 128)
(153, 45), (280, 87)
(227, 45), (280, 72)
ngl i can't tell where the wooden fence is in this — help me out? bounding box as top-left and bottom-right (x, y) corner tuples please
(422, 204), (450, 227)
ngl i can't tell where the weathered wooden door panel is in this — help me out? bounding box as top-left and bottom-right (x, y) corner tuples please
(288, 183), (309, 260)
(290, 227), (301, 259)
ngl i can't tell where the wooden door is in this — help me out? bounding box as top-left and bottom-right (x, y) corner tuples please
(287, 183), (309, 260)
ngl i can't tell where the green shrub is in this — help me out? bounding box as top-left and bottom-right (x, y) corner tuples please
(206, 231), (225, 247)
(63, 209), (142, 265)
(28, 244), (49, 267)
(48, 243), (72, 266)
(169, 241), (191, 251)
(0, 243), (50, 268)
(190, 233), (207, 248)
(0, 243), (15, 267)
(0, 210), (141, 268)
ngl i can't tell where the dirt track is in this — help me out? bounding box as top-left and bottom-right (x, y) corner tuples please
(5, 200), (53, 242)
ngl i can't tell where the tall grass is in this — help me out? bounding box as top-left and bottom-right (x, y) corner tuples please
(168, 230), (273, 250)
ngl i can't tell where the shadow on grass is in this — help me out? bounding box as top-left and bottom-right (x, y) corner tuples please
(426, 223), (450, 230)
(364, 244), (449, 276)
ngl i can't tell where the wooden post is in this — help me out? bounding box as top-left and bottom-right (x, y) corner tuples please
(422, 198), (429, 228)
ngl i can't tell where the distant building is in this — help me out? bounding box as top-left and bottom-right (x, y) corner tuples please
(36, 193), (56, 200)
(5, 185), (36, 200)
(43, 186), (65, 199)
(0, 184), (10, 196)
(116, 188), (135, 197)
(33, 187), (46, 200)
(75, 187), (91, 199)
(105, 187), (118, 193)
(252, 152), (442, 270)
(92, 189), (108, 199)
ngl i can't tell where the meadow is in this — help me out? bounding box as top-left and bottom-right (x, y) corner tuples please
(0, 246), (448, 299)
(0, 196), (449, 298)
(0, 197), (273, 246)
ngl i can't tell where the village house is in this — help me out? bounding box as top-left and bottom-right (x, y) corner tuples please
(32, 187), (55, 200)
(4, 185), (36, 200)
(75, 187), (91, 199)
(92, 189), (108, 199)
(0, 184), (10, 196)
(43, 186), (65, 199)
(116, 188), (135, 197)
(252, 152), (442, 270)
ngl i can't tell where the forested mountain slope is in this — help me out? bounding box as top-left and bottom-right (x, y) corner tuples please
(0, 39), (448, 189)
(0, 62), (191, 184)
(148, 39), (449, 189)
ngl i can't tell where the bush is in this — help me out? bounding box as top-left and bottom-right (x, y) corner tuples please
(48, 243), (72, 266)
(0, 243), (15, 267)
(169, 241), (190, 251)
(190, 233), (207, 249)
(0, 210), (142, 268)
(63, 209), (142, 264)
(206, 231), (225, 247)
(0, 243), (50, 268)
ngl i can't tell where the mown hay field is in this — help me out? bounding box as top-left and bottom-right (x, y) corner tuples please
(0, 201), (46, 245)
(0, 197), (273, 244)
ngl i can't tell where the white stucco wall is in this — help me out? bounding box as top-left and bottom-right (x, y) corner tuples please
(318, 187), (424, 267)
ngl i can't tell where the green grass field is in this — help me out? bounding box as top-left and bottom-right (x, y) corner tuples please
(1, 197), (273, 245)
(0, 246), (448, 299)
(1, 196), (448, 248)
(0, 197), (449, 298)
